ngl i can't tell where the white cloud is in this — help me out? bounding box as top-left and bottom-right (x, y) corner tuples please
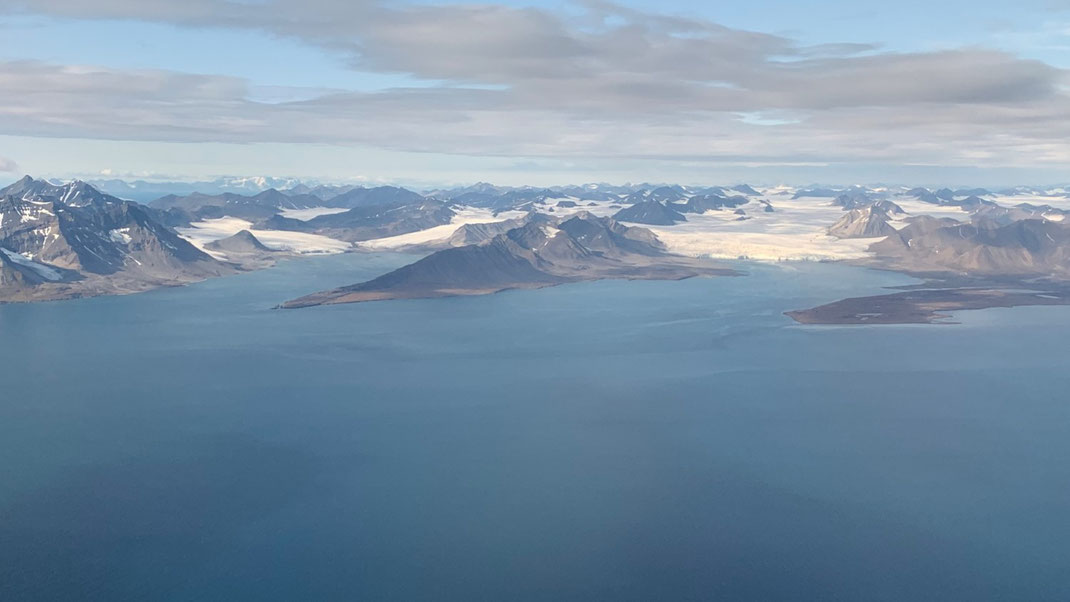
(0, 1), (1067, 173)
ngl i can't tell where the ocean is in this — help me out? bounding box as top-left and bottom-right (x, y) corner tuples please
(2, 254), (1068, 601)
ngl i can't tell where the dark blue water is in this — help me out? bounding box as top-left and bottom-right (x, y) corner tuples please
(2, 255), (1069, 601)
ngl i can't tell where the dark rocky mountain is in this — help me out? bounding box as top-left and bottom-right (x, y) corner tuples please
(205, 230), (273, 254)
(622, 186), (689, 205)
(424, 182), (503, 200)
(3, 175), (117, 207)
(284, 183), (360, 200)
(150, 188), (322, 225)
(953, 195), (997, 210)
(424, 184), (561, 211)
(324, 186), (426, 209)
(973, 203), (1068, 226)
(908, 188), (995, 209)
(828, 207), (897, 239)
(731, 184), (761, 196)
(264, 200), (455, 242)
(907, 187), (941, 204)
(873, 200), (907, 217)
(793, 187), (843, 199)
(832, 190), (879, 209)
(282, 213), (735, 307)
(457, 188), (559, 212)
(834, 193), (906, 217)
(612, 200), (687, 225)
(548, 184), (627, 202)
(446, 212), (553, 248)
(955, 188), (993, 198)
(679, 193), (748, 213)
(869, 216), (1070, 277)
(204, 230), (280, 267)
(0, 177), (234, 302)
(643, 186), (689, 203)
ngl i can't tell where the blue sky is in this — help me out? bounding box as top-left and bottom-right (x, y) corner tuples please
(0, 0), (1068, 187)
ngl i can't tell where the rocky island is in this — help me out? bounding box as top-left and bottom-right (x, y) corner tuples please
(281, 213), (738, 308)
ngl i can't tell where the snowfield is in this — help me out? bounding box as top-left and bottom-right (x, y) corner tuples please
(278, 207), (350, 221)
(357, 207), (528, 250)
(177, 217), (352, 256)
(633, 196), (879, 261)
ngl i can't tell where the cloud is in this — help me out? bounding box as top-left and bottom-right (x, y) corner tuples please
(0, 155), (18, 172)
(0, 0), (1067, 171)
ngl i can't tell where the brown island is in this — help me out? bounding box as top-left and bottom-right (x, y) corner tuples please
(787, 286), (1070, 325)
(786, 213), (1070, 324)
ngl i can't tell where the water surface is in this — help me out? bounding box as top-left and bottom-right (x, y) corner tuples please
(2, 256), (1069, 601)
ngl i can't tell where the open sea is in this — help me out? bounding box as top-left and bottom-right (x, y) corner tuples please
(2, 254), (1069, 601)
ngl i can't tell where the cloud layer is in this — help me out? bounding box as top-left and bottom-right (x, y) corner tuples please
(0, 0), (1068, 171)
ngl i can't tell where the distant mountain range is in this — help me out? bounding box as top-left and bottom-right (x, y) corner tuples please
(4, 175), (1070, 309)
(67, 176), (305, 202)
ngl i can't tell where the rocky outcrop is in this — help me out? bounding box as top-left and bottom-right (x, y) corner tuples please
(828, 207), (898, 239)
(612, 200), (687, 225)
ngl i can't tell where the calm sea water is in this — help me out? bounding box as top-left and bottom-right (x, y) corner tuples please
(1, 255), (1069, 601)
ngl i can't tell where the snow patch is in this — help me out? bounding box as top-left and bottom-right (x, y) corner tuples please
(278, 207), (350, 221)
(109, 228), (132, 245)
(357, 206), (526, 250)
(0, 247), (63, 281)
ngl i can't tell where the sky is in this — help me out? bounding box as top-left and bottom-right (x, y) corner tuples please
(0, 0), (1068, 188)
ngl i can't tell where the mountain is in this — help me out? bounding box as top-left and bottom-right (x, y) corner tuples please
(281, 213), (735, 307)
(446, 212), (553, 247)
(5, 176), (116, 207)
(793, 187), (843, 199)
(263, 200), (455, 242)
(204, 230), (280, 266)
(205, 230), (273, 254)
(612, 200), (687, 225)
(828, 207), (897, 239)
(548, 184), (630, 202)
(447, 187), (559, 212)
(907, 187), (941, 204)
(284, 183), (360, 200)
(869, 217), (1070, 277)
(833, 193), (906, 216)
(642, 186), (689, 203)
(0, 177), (234, 302)
(731, 184), (761, 196)
(84, 176), (304, 202)
(679, 193), (748, 213)
(324, 186), (426, 209)
(149, 188), (322, 225)
(973, 203), (1068, 226)
(832, 190), (879, 209)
